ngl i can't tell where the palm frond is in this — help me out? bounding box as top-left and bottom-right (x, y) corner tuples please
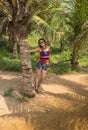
(0, 1), (9, 15)
(0, 18), (8, 34)
(25, 0), (32, 13)
(11, 0), (17, 8)
(32, 15), (56, 43)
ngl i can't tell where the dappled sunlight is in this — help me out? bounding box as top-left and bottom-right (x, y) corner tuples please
(42, 84), (70, 94)
(60, 74), (88, 87)
(0, 71), (21, 80)
(45, 73), (88, 98)
(0, 0), (88, 129)
(0, 74), (17, 80)
(0, 117), (34, 130)
(0, 71), (88, 130)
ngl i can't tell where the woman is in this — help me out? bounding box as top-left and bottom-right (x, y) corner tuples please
(29, 38), (50, 93)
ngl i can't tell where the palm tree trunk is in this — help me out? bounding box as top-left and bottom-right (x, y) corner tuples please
(19, 38), (35, 98)
(71, 35), (80, 70)
(71, 21), (88, 70)
(71, 49), (79, 70)
(13, 41), (18, 59)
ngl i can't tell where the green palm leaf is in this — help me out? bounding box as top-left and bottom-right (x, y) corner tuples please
(33, 15), (56, 43)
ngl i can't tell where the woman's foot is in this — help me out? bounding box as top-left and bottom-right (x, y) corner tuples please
(35, 82), (42, 94)
(35, 88), (41, 94)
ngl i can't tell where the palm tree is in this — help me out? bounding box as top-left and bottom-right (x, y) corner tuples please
(71, 20), (88, 70)
(0, 0), (48, 98)
(32, 1), (70, 45)
(0, 12), (18, 59)
(71, 0), (88, 70)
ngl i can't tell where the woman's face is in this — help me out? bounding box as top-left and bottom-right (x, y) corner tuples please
(39, 40), (45, 48)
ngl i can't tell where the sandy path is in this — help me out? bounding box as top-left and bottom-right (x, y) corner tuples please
(0, 71), (88, 130)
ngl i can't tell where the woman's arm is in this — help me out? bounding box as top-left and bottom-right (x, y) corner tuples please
(26, 48), (40, 53)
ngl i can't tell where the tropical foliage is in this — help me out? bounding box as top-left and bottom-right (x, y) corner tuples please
(0, 0), (88, 97)
(0, 0), (50, 97)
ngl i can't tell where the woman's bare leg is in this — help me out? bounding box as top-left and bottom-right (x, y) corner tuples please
(41, 69), (47, 82)
(38, 69), (47, 89)
(35, 67), (41, 90)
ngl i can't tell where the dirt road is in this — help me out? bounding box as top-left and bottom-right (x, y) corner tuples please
(0, 71), (88, 130)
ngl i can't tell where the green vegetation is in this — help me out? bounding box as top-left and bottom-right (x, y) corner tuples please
(0, 35), (87, 74)
(79, 55), (88, 70)
(30, 43), (88, 74)
(0, 0), (88, 75)
(3, 87), (14, 96)
(30, 45), (71, 74)
(1, 87), (29, 102)
(0, 50), (21, 71)
(0, 0), (88, 99)
(0, 36), (21, 71)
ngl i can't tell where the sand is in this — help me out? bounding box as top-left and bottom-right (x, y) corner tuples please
(0, 71), (88, 130)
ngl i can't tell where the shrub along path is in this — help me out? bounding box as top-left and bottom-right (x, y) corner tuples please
(0, 71), (88, 130)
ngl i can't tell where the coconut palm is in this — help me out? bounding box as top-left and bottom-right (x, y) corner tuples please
(71, 21), (88, 70)
(0, 0), (48, 98)
(71, 0), (88, 70)
(32, 1), (70, 45)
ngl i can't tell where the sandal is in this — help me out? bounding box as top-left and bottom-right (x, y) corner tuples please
(35, 89), (42, 94)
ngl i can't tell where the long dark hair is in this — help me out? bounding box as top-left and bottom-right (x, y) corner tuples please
(38, 38), (48, 48)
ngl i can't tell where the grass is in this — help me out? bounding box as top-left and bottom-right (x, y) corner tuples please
(0, 48), (21, 71)
(4, 88), (14, 96)
(0, 35), (21, 71)
(0, 54), (21, 71)
(79, 55), (88, 67)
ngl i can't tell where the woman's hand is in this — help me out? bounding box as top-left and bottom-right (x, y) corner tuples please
(25, 50), (29, 53)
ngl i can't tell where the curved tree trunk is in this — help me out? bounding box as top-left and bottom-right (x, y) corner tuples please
(19, 38), (35, 98)
(71, 21), (88, 70)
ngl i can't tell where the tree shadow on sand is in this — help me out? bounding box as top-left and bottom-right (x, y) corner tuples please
(0, 72), (88, 130)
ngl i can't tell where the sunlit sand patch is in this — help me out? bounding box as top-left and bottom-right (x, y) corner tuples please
(0, 95), (12, 116)
(0, 71), (21, 80)
(42, 84), (69, 94)
(60, 74), (88, 87)
(0, 75), (16, 80)
(0, 117), (34, 130)
(0, 74), (21, 80)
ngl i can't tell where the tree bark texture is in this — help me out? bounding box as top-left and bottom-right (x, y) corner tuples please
(20, 38), (35, 97)
(13, 41), (18, 59)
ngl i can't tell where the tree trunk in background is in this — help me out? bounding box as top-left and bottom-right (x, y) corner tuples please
(20, 38), (35, 98)
(71, 48), (79, 70)
(13, 38), (18, 59)
(7, 22), (18, 59)
(71, 21), (88, 70)
(71, 0), (88, 70)
(58, 42), (64, 53)
(74, 0), (87, 36)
